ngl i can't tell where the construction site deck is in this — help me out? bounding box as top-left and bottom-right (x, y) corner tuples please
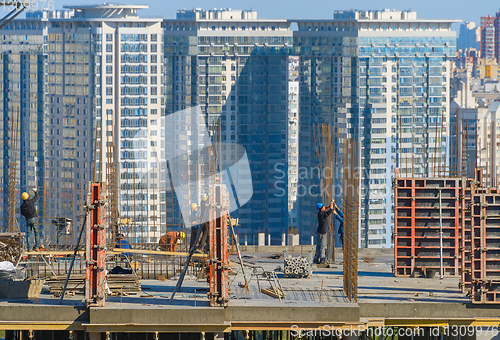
(1, 247), (500, 337)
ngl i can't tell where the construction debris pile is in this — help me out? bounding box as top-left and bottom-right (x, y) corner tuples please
(284, 256), (312, 278)
(0, 233), (21, 263)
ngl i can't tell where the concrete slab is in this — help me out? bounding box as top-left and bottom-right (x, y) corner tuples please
(1, 249), (500, 332)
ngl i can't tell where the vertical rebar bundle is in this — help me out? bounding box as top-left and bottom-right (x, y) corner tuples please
(7, 105), (20, 233)
(106, 109), (120, 248)
(313, 124), (337, 263)
(342, 138), (359, 302)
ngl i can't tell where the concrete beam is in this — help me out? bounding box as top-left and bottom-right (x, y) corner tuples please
(0, 305), (88, 323)
(359, 303), (500, 320)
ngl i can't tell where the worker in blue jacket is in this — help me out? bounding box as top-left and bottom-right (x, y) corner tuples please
(333, 201), (344, 246)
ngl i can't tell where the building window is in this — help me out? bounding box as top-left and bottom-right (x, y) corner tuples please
(106, 34), (113, 41)
(151, 34), (157, 42)
(106, 55), (112, 63)
(106, 44), (113, 52)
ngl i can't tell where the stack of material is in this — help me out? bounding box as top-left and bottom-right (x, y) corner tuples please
(284, 256), (312, 278)
(107, 274), (141, 294)
(46, 275), (85, 296)
(0, 233), (21, 263)
(46, 274), (141, 296)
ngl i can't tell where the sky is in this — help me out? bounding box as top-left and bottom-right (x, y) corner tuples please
(23, 0), (500, 31)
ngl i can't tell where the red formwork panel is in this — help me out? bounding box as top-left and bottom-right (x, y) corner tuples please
(460, 183), (473, 294)
(460, 170), (484, 294)
(470, 192), (500, 304)
(394, 177), (464, 277)
(208, 184), (229, 307)
(85, 182), (107, 307)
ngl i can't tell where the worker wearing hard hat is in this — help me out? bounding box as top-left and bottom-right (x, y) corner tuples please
(20, 188), (40, 251)
(313, 200), (334, 264)
(190, 201), (201, 251)
(198, 194), (210, 253)
(189, 194), (210, 253)
(159, 231), (186, 252)
(200, 194), (208, 218)
(333, 201), (344, 247)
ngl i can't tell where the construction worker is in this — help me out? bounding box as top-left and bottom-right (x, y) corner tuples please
(116, 233), (133, 257)
(333, 202), (344, 247)
(198, 194), (210, 253)
(189, 202), (201, 251)
(313, 201), (334, 264)
(200, 194), (209, 218)
(159, 231), (186, 252)
(20, 188), (40, 251)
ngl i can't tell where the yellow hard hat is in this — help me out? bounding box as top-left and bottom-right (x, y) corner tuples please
(202, 194), (208, 201)
(191, 203), (198, 211)
(21, 192), (29, 200)
(179, 231), (186, 240)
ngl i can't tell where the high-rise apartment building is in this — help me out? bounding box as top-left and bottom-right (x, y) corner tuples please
(458, 22), (480, 53)
(294, 10), (456, 247)
(2, 5), (165, 243)
(1, 6), (456, 248)
(480, 12), (500, 61)
(0, 35), (46, 230)
(163, 9), (294, 243)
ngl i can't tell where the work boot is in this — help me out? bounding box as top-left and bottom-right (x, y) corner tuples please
(319, 258), (326, 264)
(312, 258), (320, 264)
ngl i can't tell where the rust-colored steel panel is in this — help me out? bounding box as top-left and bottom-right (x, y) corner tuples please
(394, 176), (465, 277)
(208, 184), (229, 307)
(85, 182), (107, 307)
(470, 191), (500, 304)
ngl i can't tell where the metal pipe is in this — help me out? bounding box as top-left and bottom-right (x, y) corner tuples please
(439, 188), (443, 279)
(59, 214), (87, 304)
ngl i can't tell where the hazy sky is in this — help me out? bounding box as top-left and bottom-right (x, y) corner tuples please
(28, 0), (500, 30)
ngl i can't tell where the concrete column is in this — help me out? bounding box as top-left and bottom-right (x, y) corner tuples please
(214, 332), (224, 340)
(476, 328), (500, 340)
(288, 234), (299, 246)
(281, 233), (286, 246)
(267, 233), (271, 246)
(258, 233), (265, 246)
(89, 332), (101, 340)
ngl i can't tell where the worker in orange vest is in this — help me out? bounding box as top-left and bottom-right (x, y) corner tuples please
(159, 231), (186, 252)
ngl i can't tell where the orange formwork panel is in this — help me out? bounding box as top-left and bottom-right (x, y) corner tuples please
(470, 191), (500, 304)
(394, 176), (465, 277)
(85, 182), (107, 307)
